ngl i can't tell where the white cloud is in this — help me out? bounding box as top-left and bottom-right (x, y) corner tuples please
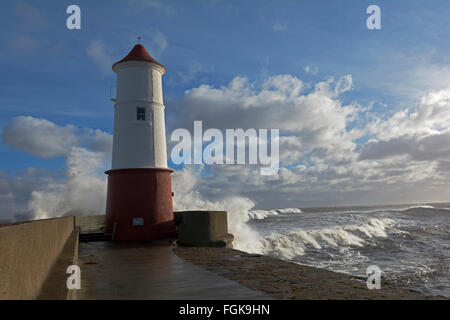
(174, 61), (211, 84)
(1, 116), (112, 158)
(167, 74), (450, 207)
(334, 74), (353, 95)
(2, 116), (78, 158)
(304, 65), (319, 75)
(360, 132), (450, 161)
(145, 30), (168, 59)
(278, 136), (304, 165)
(80, 128), (113, 157)
(172, 74), (358, 158)
(261, 74), (304, 96)
(87, 40), (114, 74)
(272, 22), (287, 32)
(360, 88), (450, 162)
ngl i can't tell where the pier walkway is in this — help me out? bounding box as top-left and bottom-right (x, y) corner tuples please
(77, 241), (271, 300)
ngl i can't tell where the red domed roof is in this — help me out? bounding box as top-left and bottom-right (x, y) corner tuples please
(112, 44), (165, 71)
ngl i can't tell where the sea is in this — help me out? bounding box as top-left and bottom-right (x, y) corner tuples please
(247, 203), (450, 298)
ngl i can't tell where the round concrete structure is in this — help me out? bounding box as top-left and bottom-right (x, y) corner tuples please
(105, 168), (175, 241)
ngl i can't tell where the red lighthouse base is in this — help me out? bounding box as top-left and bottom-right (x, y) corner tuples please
(104, 168), (176, 241)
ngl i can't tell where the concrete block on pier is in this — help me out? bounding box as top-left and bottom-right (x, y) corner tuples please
(175, 211), (233, 247)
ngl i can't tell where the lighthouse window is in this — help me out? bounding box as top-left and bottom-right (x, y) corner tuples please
(136, 107), (146, 121)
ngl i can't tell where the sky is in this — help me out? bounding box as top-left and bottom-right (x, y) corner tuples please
(1, 0), (450, 221)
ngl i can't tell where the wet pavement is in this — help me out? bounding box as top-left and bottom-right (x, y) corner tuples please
(77, 241), (271, 300)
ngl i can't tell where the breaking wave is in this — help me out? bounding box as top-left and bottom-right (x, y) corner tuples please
(259, 218), (397, 260)
(248, 205), (443, 222)
(248, 208), (302, 220)
(401, 205), (436, 210)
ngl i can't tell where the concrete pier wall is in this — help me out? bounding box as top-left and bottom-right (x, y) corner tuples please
(0, 217), (74, 300)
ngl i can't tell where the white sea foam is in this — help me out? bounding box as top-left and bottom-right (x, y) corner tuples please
(248, 208), (302, 220)
(28, 147), (108, 220)
(259, 218), (396, 260)
(171, 167), (263, 253)
(400, 205), (436, 211)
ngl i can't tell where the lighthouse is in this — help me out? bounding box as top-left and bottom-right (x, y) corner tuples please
(104, 43), (175, 241)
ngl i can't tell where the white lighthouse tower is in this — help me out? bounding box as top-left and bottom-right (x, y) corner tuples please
(105, 43), (175, 241)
